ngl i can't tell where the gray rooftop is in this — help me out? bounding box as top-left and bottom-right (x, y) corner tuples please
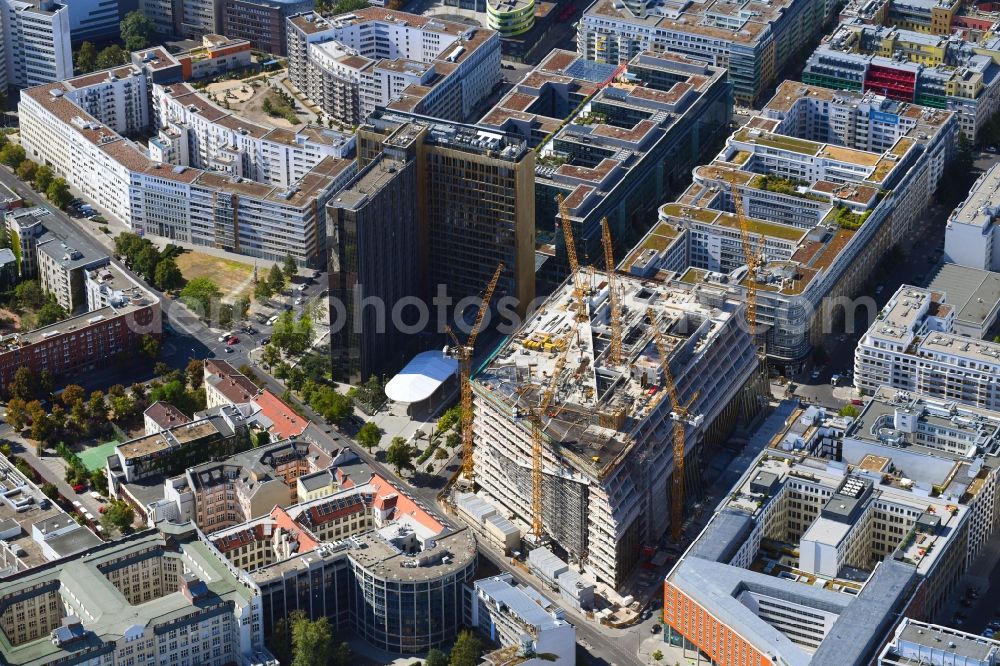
(475, 574), (562, 631)
(36, 233), (108, 271)
(928, 263), (1000, 330)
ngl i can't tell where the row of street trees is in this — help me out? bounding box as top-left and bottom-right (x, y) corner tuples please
(0, 133), (71, 208)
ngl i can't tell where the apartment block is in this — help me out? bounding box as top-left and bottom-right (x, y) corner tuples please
(663, 390), (1000, 665)
(202, 360), (308, 439)
(624, 81), (956, 371)
(880, 618), (1000, 665)
(19, 66), (357, 266)
(182, 0), (223, 38)
(223, 0), (310, 55)
(946, 163), (1000, 271)
(208, 473), (478, 654)
(35, 233), (108, 313)
(470, 574), (576, 666)
(139, 0), (183, 36)
(357, 109), (536, 314)
(0, 523), (275, 666)
(1, 0), (72, 88)
(286, 9), (501, 126)
(576, 0), (835, 105)
(471, 270), (757, 587)
(802, 21), (1000, 139)
(153, 440), (368, 530)
(855, 285), (1000, 408)
(478, 50), (731, 288)
(0, 262), (160, 396)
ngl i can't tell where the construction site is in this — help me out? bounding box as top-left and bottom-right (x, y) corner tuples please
(468, 265), (760, 588)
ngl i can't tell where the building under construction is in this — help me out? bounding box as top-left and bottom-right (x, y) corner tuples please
(471, 270), (758, 588)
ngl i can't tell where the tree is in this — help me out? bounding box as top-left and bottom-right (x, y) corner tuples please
(14, 280), (44, 309)
(283, 252), (298, 279)
(434, 447), (449, 461)
(839, 405), (860, 418)
(651, 649), (663, 662)
(16, 159), (37, 182)
(33, 165), (53, 193)
(95, 44), (127, 70)
(88, 391), (108, 424)
(35, 301), (67, 327)
(135, 244), (161, 279)
(27, 401), (52, 443)
(333, 641), (352, 666)
(41, 482), (58, 499)
(385, 436), (415, 475)
(449, 630), (483, 666)
(5, 397), (28, 431)
(139, 334), (160, 360)
(267, 264), (285, 292)
(186, 359), (204, 389)
(357, 421), (382, 452)
(112, 394), (137, 421)
(75, 41), (98, 73)
(101, 499), (134, 532)
(233, 295), (251, 321)
(426, 648), (448, 666)
(9, 366), (37, 401)
(46, 178), (71, 209)
(90, 469), (108, 495)
(290, 615), (333, 666)
(0, 143), (25, 168)
(180, 277), (221, 313)
(261, 343), (282, 369)
(61, 384), (85, 407)
(254, 278), (273, 301)
(268, 615), (294, 666)
(120, 10), (155, 51)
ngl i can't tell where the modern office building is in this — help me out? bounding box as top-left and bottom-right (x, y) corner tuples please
(223, 0), (310, 55)
(802, 21), (1000, 139)
(662, 391), (1000, 665)
(286, 9), (501, 126)
(327, 155), (420, 383)
(139, 0), (183, 36)
(854, 285), (1000, 408)
(946, 163), (1000, 271)
(208, 473), (478, 654)
(0, 262), (160, 396)
(19, 65), (357, 266)
(479, 49), (730, 287)
(624, 81), (956, 372)
(470, 574), (576, 666)
(356, 109), (536, 316)
(59, 0), (128, 43)
(181, 0), (223, 38)
(471, 270), (758, 587)
(486, 0), (534, 36)
(576, 0), (835, 105)
(879, 618), (1000, 666)
(0, 522), (275, 666)
(1, 0), (72, 88)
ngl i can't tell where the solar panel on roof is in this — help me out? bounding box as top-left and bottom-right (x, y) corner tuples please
(565, 59), (617, 83)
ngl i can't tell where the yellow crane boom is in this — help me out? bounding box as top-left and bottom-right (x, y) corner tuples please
(557, 194), (588, 322)
(447, 263), (504, 482)
(647, 308), (699, 543)
(601, 218), (623, 366)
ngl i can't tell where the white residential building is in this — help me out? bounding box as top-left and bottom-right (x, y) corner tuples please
(286, 9), (501, 125)
(854, 284), (1000, 409)
(18, 66), (357, 266)
(470, 574), (576, 666)
(880, 619), (1000, 666)
(2, 0), (72, 88)
(945, 163), (1000, 272)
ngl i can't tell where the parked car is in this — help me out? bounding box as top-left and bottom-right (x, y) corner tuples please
(227, 336), (239, 345)
(260, 337), (271, 345)
(650, 624), (661, 634)
(851, 398), (864, 406)
(297, 283), (308, 292)
(294, 297), (303, 305)
(225, 346), (233, 354)
(71, 483), (86, 493)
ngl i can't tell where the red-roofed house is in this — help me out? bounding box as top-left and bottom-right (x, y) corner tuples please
(252, 390), (309, 440)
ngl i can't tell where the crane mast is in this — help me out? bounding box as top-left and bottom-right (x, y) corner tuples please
(447, 263), (504, 482)
(601, 218), (623, 366)
(647, 308), (700, 543)
(731, 185), (765, 355)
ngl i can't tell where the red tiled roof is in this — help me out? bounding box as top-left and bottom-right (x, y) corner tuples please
(252, 390), (308, 439)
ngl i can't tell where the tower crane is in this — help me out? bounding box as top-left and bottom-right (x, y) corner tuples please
(731, 184), (765, 355)
(556, 194), (588, 322)
(523, 339), (572, 540)
(647, 308), (701, 543)
(447, 263), (504, 482)
(601, 218), (623, 366)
